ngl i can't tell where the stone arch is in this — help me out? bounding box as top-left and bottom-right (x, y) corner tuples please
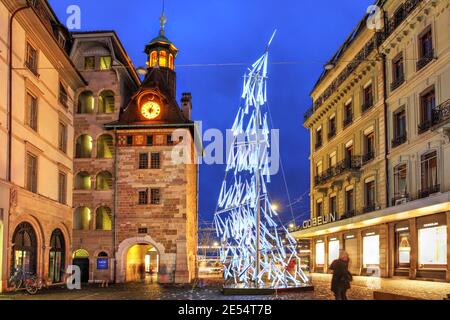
(9, 214), (45, 278)
(116, 235), (166, 283)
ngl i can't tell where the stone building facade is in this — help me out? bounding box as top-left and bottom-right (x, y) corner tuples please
(0, 0), (85, 291)
(294, 0), (450, 282)
(70, 23), (199, 283)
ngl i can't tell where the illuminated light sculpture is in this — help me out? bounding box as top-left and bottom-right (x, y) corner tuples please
(214, 31), (310, 290)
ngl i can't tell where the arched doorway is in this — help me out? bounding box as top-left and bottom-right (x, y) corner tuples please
(48, 229), (65, 283)
(126, 244), (159, 282)
(11, 222), (37, 275)
(73, 249), (89, 283)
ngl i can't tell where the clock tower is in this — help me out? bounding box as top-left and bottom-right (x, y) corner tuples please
(105, 12), (198, 284)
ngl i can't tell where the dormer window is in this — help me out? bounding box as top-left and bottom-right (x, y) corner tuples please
(100, 56), (112, 70)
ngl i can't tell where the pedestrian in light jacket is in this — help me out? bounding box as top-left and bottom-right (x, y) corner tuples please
(329, 250), (353, 300)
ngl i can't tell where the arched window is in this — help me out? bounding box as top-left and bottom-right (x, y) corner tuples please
(75, 171), (91, 190)
(96, 134), (113, 159)
(77, 91), (94, 114)
(98, 90), (115, 113)
(159, 51), (167, 67)
(75, 134), (93, 158)
(95, 207), (112, 231)
(73, 249), (89, 258)
(150, 51), (158, 67)
(11, 222), (37, 275)
(74, 207), (91, 230)
(98, 251), (108, 257)
(49, 229), (65, 283)
(96, 171), (113, 190)
(169, 54), (174, 70)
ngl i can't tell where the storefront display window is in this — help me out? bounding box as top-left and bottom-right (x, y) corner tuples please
(397, 232), (411, 265)
(328, 239), (339, 264)
(315, 241), (325, 266)
(363, 234), (379, 267)
(418, 225), (447, 267)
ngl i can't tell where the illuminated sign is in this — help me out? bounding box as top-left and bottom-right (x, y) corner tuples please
(302, 213), (337, 229)
(97, 258), (108, 270)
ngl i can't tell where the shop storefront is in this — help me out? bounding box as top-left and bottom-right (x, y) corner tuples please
(394, 221), (411, 276)
(344, 232), (358, 274)
(315, 240), (325, 272)
(328, 237), (339, 265)
(416, 213), (447, 280)
(296, 211), (449, 282)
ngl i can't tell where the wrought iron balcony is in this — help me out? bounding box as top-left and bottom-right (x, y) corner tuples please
(432, 99), (450, 127)
(392, 133), (407, 148)
(418, 120), (431, 134)
(418, 184), (440, 199)
(361, 98), (374, 113)
(363, 204), (377, 214)
(362, 151), (375, 164)
(340, 210), (356, 220)
(314, 156), (362, 187)
(417, 49), (435, 71)
(390, 74), (405, 92)
(343, 115), (353, 128)
(392, 193), (409, 206)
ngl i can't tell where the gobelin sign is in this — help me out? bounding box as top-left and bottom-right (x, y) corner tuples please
(302, 212), (337, 229)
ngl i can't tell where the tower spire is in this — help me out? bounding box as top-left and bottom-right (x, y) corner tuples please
(159, 0), (167, 36)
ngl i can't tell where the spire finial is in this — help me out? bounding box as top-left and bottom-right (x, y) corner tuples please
(159, 0), (167, 35)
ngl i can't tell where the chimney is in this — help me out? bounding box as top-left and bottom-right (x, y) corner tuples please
(181, 92), (192, 120)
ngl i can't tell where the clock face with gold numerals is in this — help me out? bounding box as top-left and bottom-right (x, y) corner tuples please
(140, 100), (161, 120)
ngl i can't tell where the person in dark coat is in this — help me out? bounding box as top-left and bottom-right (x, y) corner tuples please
(329, 250), (352, 300)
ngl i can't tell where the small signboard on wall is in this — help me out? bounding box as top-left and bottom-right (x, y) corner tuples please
(97, 258), (108, 270)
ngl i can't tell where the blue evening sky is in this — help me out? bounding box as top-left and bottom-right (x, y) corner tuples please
(49, 0), (373, 226)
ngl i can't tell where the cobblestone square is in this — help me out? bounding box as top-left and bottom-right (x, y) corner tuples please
(1, 274), (448, 300)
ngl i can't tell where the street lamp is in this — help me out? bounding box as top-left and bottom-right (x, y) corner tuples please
(270, 203), (279, 211)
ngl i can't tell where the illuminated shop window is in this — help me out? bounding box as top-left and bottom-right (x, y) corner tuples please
(159, 51), (167, 67)
(328, 240), (340, 264)
(398, 232), (411, 265)
(150, 51), (158, 67)
(315, 241), (325, 266)
(363, 234), (380, 267)
(419, 226), (447, 267)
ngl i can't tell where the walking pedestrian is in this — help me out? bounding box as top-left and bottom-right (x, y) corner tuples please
(329, 250), (352, 300)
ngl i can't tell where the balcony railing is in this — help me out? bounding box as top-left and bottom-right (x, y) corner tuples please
(362, 151), (375, 164)
(303, 0), (424, 123)
(418, 120), (432, 134)
(361, 98), (374, 113)
(418, 184), (440, 199)
(392, 133), (407, 148)
(390, 74), (405, 92)
(343, 115), (353, 128)
(314, 156), (362, 186)
(432, 99), (450, 127)
(363, 204), (377, 214)
(417, 49), (435, 71)
(340, 210), (356, 220)
(392, 193), (409, 206)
